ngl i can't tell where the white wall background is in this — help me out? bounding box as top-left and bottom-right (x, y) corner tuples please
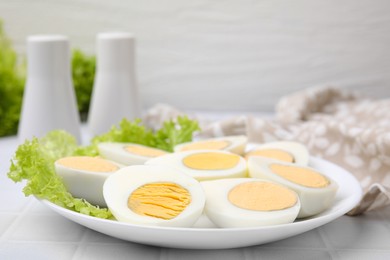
(1, 0), (389, 112)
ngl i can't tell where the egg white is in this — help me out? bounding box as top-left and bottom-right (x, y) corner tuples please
(98, 142), (168, 165)
(191, 212), (218, 228)
(145, 150), (248, 181)
(201, 178), (301, 228)
(174, 135), (248, 155)
(248, 157), (338, 218)
(54, 156), (122, 207)
(246, 141), (309, 165)
(103, 165), (205, 227)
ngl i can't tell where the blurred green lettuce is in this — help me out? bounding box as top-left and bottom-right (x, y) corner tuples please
(0, 20), (25, 137)
(72, 49), (95, 121)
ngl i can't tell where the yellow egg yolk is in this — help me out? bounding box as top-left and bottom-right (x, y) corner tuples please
(180, 140), (230, 151)
(128, 182), (191, 220)
(182, 152), (240, 170)
(245, 149), (294, 163)
(57, 156), (118, 172)
(228, 182), (297, 211)
(125, 145), (167, 157)
(270, 164), (330, 188)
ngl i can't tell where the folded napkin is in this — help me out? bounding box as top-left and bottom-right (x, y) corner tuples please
(143, 87), (390, 215)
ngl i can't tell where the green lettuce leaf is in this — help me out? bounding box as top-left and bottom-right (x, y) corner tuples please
(153, 116), (201, 152)
(75, 115), (200, 155)
(8, 116), (200, 219)
(8, 130), (113, 219)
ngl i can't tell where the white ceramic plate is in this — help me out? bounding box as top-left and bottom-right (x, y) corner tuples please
(39, 157), (362, 249)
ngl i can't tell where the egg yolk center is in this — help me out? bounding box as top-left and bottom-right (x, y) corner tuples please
(270, 164), (330, 188)
(125, 145), (167, 157)
(128, 182), (191, 220)
(182, 152), (240, 170)
(181, 140), (230, 151)
(228, 182), (297, 211)
(57, 156), (118, 172)
(245, 149), (294, 163)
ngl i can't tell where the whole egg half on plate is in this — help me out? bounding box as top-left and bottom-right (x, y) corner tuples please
(174, 135), (247, 155)
(54, 156), (122, 207)
(245, 141), (310, 165)
(98, 142), (169, 165)
(103, 164), (205, 228)
(248, 156), (338, 218)
(145, 149), (247, 181)
(201, 178), (301, 228)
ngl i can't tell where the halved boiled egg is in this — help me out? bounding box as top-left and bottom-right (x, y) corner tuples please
(98, 142), (168, 165)
(145, 150), (247, 181)
(174, 135), (247, 155)
(248, 157), (338, 218)
(103, 165), (205, 227)
(201, 178), (300, 228)
(54, 156), (122, 207)
(245, 141), (309, 165)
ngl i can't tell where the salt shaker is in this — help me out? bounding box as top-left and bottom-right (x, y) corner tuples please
(18, 35), (81, 142)
(88, 32), (141, 135)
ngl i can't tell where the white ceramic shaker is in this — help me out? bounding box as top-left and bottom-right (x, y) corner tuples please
(88, 32), (141, 135)
(18, 35), (81, 142)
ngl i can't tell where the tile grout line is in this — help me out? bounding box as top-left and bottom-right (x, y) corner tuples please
(0, 198), (35, 243)
(317, 227), (339, 260)
(70, 228), (89, 260)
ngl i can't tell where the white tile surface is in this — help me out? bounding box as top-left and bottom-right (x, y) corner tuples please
(82, 229), (128, 244)
(0, 242), (77, 260)
(0, 214), (17, 235)
(320, 210), (390, 250)
(336, 250), (390, 260)
(262, 229), (327, 249)
(9, 214), (86, 242)
(251, 248), (332, 260)
(77, 244), (162, 260)
(0, 188), (31, 212)
(2, 134), (390, 259)
(166, 249), (246, 260)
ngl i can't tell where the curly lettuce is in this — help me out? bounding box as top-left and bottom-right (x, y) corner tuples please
(8, 130), (113, 218)
(0, 20), (25, 137)
(8, 116), (200, 219)
(75, 115), (200, 155)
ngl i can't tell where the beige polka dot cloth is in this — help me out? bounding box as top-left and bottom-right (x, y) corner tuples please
(143, 87), (390, 215)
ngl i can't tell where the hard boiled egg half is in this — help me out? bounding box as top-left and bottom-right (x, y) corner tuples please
(245, 141), (309, 165)
(55, 156), (122, 207)
(174, 135), (247, 155)
(201, 178), (300, 228)
(248, 157), (338, 218)
(103, 165), (205, 227)
(146, 150), (247, 181)
(98, 142), (168, 165)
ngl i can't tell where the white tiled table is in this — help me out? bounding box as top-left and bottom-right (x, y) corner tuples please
(1, 135), (390, 260)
